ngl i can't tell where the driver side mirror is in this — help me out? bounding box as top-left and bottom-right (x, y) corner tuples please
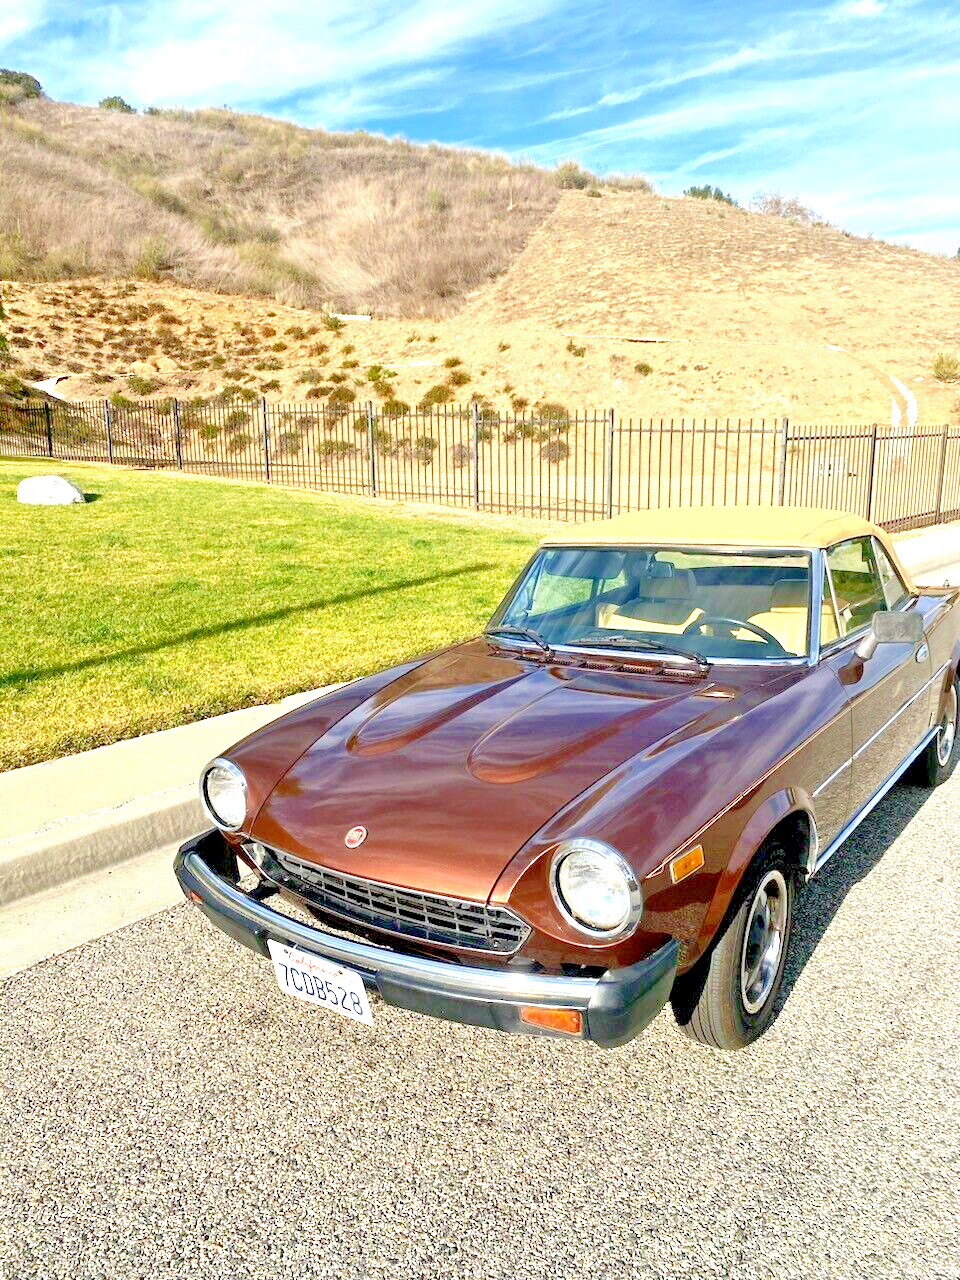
(855, 609), (924, 661)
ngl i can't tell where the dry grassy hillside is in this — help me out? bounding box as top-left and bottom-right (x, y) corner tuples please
(0, 97), (559, 314)
(1, 91), (958, 424)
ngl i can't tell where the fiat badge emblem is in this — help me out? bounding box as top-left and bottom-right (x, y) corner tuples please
(344, 825), (367, 849)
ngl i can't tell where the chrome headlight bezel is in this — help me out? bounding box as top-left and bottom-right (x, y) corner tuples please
(549, 838), (643, 939)
(200, 757), (247, 832)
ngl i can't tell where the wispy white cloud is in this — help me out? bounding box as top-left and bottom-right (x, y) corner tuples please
(0, 0), (46, 46)
(2, 1), (564, 109)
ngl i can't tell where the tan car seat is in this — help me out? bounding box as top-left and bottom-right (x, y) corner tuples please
(747, 578), (839, 654)
(597, 567), (704, 634)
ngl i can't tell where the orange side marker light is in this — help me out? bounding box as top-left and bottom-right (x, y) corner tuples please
(519, 1006), (583, 1036)
(670, 844), (705, 884)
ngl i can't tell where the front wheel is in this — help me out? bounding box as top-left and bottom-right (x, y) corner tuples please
(916, 677), (959, 787)
(672, 854), (795, 1050)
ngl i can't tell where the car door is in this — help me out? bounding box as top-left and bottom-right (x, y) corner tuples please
(824, 535), (931, 818)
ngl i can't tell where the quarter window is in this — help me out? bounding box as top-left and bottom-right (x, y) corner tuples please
(872, 538), (909, 609)
(824, 537), (887, 637)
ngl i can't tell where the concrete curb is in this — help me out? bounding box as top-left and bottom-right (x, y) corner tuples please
(0, 786), (201, 908)
(1, 685), (335, 909)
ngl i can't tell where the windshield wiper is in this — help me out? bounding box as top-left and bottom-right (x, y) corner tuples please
(484, 624), (553, 656)
(568, 634), (709, 672)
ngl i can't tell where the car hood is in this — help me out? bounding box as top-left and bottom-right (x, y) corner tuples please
(249, 640), (776, 901)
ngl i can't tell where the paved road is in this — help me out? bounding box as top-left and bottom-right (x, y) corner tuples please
(3, 775), (959, 1280)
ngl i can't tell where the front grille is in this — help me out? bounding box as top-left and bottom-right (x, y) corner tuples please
(265, 846), (531, 955)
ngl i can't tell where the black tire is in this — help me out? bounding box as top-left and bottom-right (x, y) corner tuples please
(671, 845), (795, 1050)
(916, 676), (959, 788)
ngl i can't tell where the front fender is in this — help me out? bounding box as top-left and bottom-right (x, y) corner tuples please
(692, 787), (816, 961)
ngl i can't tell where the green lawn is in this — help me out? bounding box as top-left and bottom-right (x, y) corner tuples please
(1, 462), (534, 769)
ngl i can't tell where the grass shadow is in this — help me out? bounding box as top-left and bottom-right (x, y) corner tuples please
(1, 561), (496, 689)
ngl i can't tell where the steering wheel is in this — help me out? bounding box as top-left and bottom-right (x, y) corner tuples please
(683, 614), (788, 655)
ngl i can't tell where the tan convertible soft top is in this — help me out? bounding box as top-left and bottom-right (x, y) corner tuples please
(540, 506), (915, 587)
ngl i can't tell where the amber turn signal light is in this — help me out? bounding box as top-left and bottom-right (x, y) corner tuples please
(670, 844), (705, 884)
(519, 1006), (583, 1035)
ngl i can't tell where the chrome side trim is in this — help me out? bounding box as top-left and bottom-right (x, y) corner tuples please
(811, 756), (852, 799)
(809, 727), (937, 877)
(851, 669), (940, 761)
(809, 661), (948, 798)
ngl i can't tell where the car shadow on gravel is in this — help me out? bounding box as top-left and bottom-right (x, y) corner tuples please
(776, 779), (932, 1010)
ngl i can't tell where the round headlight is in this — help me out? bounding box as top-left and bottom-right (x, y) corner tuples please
(552, 840), (641, 936)
(201, 758), (247, 831)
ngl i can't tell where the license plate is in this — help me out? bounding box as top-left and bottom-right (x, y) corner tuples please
(267, 939), (374, 1026)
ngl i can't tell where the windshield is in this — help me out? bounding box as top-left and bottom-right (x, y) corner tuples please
(488, 545), (814, 661)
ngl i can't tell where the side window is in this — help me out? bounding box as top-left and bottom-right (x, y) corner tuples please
(825, 537), (886, 637)
(873, 538), (909, 609)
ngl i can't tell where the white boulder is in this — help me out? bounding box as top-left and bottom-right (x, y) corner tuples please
(16, 475), (86, 505)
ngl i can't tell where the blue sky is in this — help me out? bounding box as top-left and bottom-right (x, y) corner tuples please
(2, 0), (958, 252)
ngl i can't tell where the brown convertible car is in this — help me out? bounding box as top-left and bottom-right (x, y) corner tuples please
(175, 506), (960, 1049)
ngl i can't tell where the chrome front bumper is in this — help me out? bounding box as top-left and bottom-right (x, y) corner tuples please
(174, 830), (680, 1049)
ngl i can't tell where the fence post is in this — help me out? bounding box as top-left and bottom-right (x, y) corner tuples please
(934, 424), (949, 522)
(260, 398), (271, 481)
(366, 402), (377, 496)
(103, 399), (114, 463)
(171, 399), (183, 469)
(604, 408), (615, 517)
(777, 416), (789, 506)
(864, 422), (878, 520)
(470, 400), (480, 509)
(44, 401), (53, 456)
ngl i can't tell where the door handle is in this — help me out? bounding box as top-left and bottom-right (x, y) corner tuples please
(915, 642), (929, 662)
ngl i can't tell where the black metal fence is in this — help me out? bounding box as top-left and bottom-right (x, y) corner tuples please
(2, 396), (957, 532)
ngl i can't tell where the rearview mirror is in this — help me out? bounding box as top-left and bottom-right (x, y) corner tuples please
(855, 610), (924, 661)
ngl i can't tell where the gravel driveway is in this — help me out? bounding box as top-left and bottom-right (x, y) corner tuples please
(2, 774), (958, 1280)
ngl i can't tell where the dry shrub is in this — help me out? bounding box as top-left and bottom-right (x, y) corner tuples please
(749, 190), (829, 227)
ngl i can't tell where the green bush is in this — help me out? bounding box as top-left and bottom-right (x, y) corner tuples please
(684, 184), (738, 206)
(226, 431), (252, 453)
(566, 339), (585, 357)
(418, 384), (453, 409)
(933, 352), (960, 382)
(414, 435), (438, 463)
(535, 401), (570, 425)
(329, 386), (355, 404)
(448, 368), (471, 387)
(134, 236), (167, 280)
(109, 392), (135, 410)
(555, 160), (594, 190)
(99, 95), (135, 113)
(319, 438), (354, 460)
(541, 438), (571, 464)
(382, 398), (410, 416)
(506, 421), (538, 441)
(299, 368), (325, 385)
(126, 374), (158, 396)
(223, 409), (249, 430)
(443, 355), (462, 368)
(0, 69), (43, 101)
(278, 430), (301, 455)
(323, 314), (344, 332)
(635, 361), (653, 376)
